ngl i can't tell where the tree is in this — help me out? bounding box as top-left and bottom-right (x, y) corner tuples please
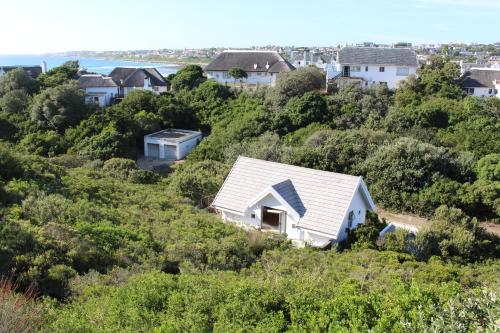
(228, 67), (248, 85)
(0, 68), (39, 96)
(362, 137), (461, 210)
(266, 67), (325, 108)
(274, 91), (328, 133)
(475, 153), (500, 181)
(0, 89), (30, 114)
(170, 65), (205, 90)
(169, 160), (230, 206)
(37, 61), (79, 88)
(29, 82), (88, 132)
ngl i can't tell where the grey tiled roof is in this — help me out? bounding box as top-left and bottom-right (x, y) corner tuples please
(212, 156), (374, 237)
(109, 67), (168, 87)
(78, 74), (117, 88)
(461, 69), (500, 88)
(204, 51), (295, 73)
(338, 47), (418, 66)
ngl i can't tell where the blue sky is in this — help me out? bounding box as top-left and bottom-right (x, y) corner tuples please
(1, 0), (499, 54)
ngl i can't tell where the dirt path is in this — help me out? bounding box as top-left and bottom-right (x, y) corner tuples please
(376, 209), (500, 236)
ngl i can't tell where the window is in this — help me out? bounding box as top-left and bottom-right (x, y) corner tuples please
(350, 66), (361, 72)
(365, 66), (369, 72)
(222, 72), (231, 79)
(379, 66), (385, 72)
(348, 211), (354, 229)
(379, 81), (387, 86)
(396, 67), (410, 76)
(467, 88), (475, 95)
(251, 213), (256, 218)
(365, 81), (368, 87)
(488, 89), (493, 94)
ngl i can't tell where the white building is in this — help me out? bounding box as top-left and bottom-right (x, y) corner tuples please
(291, 50), (333, 70)
(144, 129), (202, 160)
(109, 67), (169, 97)
(78, 74), (118, 107)
(204, 51), (295, 87)
(461, 69), (500, 98)
(331, 47), (418, 89)
(212, 157), (376, 247)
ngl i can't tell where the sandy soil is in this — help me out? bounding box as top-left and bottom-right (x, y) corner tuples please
(377, 208), (500, 235)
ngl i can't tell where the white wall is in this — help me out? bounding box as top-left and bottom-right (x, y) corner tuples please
(335, 63), (417, 89)
(336, 187), (371, 242)
(84, 87), (118, 107)
(144, 133), (202, 160)
(207, 71), (278, 86)
(220, 193), (302, 240)
(124, 85), (167, 96)
(178, 135), (202, 159)
(465, 87), (497, 97)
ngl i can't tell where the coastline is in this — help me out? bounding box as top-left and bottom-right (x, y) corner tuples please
(85, 55), (209, 67)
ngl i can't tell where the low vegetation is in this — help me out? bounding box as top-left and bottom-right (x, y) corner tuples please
(0, 58), (498, 331)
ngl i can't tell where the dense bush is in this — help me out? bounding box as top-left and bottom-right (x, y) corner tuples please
(40, 250), (500, 332)
(169, 160), (230, 206)
(0, 59), (499, 331)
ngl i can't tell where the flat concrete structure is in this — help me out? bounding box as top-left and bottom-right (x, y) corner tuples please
(144, 129), (202, 160)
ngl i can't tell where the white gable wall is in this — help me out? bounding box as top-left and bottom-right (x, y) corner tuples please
(336, 186), (372, 241)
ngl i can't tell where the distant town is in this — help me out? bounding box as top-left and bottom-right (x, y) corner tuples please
(52, 42), (500, 66)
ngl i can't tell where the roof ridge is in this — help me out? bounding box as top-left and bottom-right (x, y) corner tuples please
(237, 156), (360, 179)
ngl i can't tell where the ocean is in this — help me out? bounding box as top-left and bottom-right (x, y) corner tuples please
(0, 54), (180, 76)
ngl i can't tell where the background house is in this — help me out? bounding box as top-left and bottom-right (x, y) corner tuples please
(331, 47), (418, 89)
(78, 74), (118, 107)
(461, 69), (500, 97)
(212, 156), (376, 247)
(204, 50), (295, 87)
(291, 49), (333, 70)
(0, 64), (44, 78)
(109, 67), (169, 97)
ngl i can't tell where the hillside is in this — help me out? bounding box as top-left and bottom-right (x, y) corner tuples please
(0, 58), (499, 332)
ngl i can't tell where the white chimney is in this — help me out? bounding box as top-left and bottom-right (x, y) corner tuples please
(254, 63), (258, 69)
(265, 61), (270, 70)
(41, 61), (47, 73)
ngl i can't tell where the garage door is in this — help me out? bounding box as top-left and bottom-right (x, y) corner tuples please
(164, 144), (177, 160)
(147, 143), (160, 159)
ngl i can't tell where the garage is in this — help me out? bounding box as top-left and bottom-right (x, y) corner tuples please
(147, 143), (160, 159)
(144, 129), (202, 161)
(164, 144), (177, 160)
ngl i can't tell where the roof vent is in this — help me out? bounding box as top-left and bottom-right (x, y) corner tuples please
(265, 61), (270, 70)
(254, 63), (258, 69)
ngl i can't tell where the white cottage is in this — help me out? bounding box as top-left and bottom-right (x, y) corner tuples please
(144, 129), (202, 160)
(78, 74), (118, 107)
(212, 157), (376, 247)
(204, 51), (295, 87)
(461, 69), (500, 98)
(332, 47), (418, 89)
(109, 67), (169, 97)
